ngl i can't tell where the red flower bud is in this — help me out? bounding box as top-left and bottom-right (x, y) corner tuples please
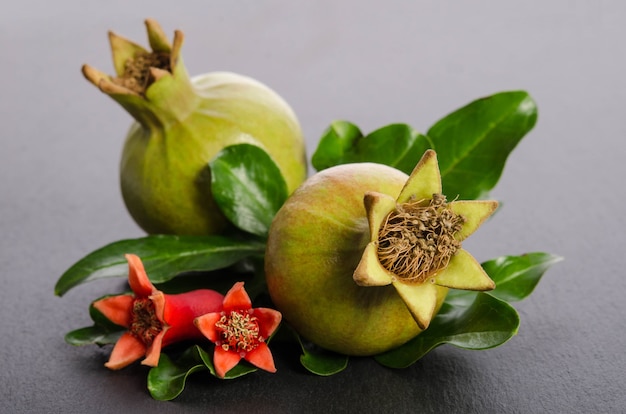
(93, 254), (224, 369)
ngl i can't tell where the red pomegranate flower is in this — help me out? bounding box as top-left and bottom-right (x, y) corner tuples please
(92, 254), (224, 369)
(194, 282), (282, 378)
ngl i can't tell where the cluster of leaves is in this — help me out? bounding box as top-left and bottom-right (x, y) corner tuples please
(55, 90), (561, 400)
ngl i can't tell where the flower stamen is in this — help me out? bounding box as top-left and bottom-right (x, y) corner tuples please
(377, 193), (465, 283)
(130, 298), (162, 346)
(112, 51), (171, 95)
(215, 310), (263, 355)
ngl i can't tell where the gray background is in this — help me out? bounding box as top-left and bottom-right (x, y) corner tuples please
(2, 1), (624, 413)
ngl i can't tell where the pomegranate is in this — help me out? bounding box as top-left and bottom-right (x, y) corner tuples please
(265, 150), (497, 355)
(82, 19), (307, 235)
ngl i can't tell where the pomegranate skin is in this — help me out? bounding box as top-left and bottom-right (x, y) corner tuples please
(265, 163), (447, 356)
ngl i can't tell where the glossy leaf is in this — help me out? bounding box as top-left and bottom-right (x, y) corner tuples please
(311, 121), (432, 174)
(300, 344), (349, 376)
(378, 125), (433, 175)
(349, 124), (432, 174)
(64, 326), (122, 346)
(54, 235), (265, 296)
(209, 144), (288, 236)
(373, 249), (560, 369)
(312, 91), (536, 200)
(374, 290), (519, 368)
(294, 328), (349, 375)
(484, 252), (563, 302)
(148, 344), (258, 400)
(428, 90), (538, 199)
(311, 120), (363, 170)
(147, 347), (209, 401)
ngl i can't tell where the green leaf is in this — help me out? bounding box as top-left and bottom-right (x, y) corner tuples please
(311, 121), (432, 174)
(311, 120), (363, 171)
(55, 235), (265, 296)
(377, 125), (433, 175)
(427, 90), (538, 199)
(147, 346), (209, 401)
(312, 91), (536, 199)
(64, 326), (122, 346)
(209, 144), (288, 237)
(300, 343), (349, 376)
(147, 345), (258, 401)
(484, 252), (563, 302)
(290, 326), (348, 376)
(375, 291), (519, 369)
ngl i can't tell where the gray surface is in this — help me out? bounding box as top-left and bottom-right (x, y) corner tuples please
(2, 1), (624, 413)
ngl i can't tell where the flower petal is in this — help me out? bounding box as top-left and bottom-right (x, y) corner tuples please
(392, 281), (440, 330)
(141, 328), (168, 367)
(252, 308), (282, 339)
(104, 332), (146, 370)
(92, 294), (134, 328)
(353, 242), (394, 286)
(363, 191), (397, 242)
(245, 343), (277, 373)
(149, 290), (166, 324)
(433, 249), (495, 291)
(126, 254), (154, 297)
(448, 200), (499, 241)
(213, 346), (242, 378)
(397, 150), (442, 204)
(194, 312), (223, 343)
(222, 281), (252, 311)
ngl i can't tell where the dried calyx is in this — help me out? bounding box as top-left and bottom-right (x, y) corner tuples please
(82, 18), (185, 100)
(377, 193), (465, 284)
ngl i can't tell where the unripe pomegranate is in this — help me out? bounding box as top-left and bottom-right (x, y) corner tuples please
(82, 19), (307, 235)
(265, 151), (497, 356)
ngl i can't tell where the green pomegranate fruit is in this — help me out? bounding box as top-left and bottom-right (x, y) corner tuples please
(265, 151), (498, 356)
(82, 19), (307, 235)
